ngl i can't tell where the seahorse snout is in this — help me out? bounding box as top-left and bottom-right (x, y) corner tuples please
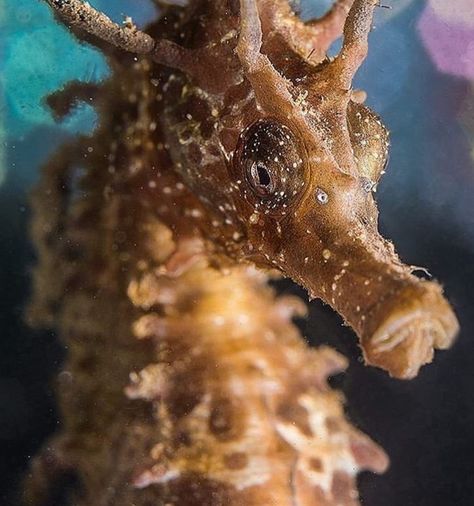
(363, 281), (459, 379)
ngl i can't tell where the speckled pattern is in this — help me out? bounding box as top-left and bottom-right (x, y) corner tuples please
(24, 48), (387, 504)
(1, 2), (469, 504)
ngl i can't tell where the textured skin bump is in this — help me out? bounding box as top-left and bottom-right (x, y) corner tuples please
(26, 0), (457, 504)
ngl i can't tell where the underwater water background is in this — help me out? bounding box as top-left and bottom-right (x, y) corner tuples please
(1, 0), (474, 504)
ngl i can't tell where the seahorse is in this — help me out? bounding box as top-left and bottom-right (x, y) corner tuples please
(25, 0), (458, 505)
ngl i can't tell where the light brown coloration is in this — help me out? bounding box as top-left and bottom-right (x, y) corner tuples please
(25, 31), (387, 506)
(26, 0), (457, 504)
(127, 245), (388, 504)
(26, 107), (387, 505)
(46, 0), (458, 378)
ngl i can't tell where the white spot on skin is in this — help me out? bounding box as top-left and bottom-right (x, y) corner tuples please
(362, 178), (375, 193)
(212, 315), (226, 326)
(316, 188), (329, 205)
(249, 213), (259, 224)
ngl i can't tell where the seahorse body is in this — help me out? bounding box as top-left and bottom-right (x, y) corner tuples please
(26, 0), (457, 504)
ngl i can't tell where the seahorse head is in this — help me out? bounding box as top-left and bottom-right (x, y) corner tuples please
(45, 0), (459, 378)
(157, 0), (458, 379)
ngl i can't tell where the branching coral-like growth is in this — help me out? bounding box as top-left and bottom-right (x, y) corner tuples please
(27, 0), (458, 504)
(259, 0), (355, 63)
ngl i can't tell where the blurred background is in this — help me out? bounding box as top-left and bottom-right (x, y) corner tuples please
(1, 0), (474, 504)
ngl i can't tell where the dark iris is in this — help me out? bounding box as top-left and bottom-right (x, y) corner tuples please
(250, 162), (274, 196)
(234, 119), (306, 209)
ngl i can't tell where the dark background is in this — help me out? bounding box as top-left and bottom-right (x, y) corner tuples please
(2, 0), (474, 505)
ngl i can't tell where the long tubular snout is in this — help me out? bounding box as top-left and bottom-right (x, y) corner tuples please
(278, 228), (459, 379)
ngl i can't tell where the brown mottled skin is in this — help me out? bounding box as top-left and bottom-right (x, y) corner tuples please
(25, 0), (457, 504)
(44, 0), (459, 379)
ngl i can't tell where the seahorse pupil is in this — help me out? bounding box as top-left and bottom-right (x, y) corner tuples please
(250, 162), (274, 195)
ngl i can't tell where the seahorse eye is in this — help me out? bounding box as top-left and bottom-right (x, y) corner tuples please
(234, 119), (306, 209)
(249, 161), (275, 196)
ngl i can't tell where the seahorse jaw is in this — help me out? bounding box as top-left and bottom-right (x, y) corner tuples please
(361, 281), (459, 379)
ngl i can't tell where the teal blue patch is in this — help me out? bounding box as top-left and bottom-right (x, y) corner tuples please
(2, 0), (109, 137)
